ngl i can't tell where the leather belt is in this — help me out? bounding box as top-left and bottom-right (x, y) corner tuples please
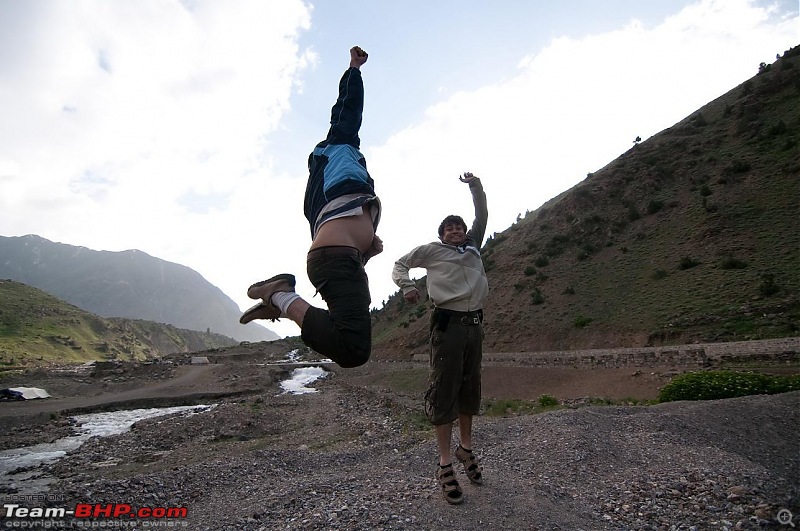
(435, 308), (483, 326)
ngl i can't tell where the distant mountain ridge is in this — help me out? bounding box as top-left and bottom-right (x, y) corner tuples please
(0, 235), (277, 343)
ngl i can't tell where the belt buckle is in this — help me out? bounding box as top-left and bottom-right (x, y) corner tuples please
(460, 315), (479, 325)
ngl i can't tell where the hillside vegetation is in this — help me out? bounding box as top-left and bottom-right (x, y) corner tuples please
(373, 46), (800, 359)
(0, 280), (238, 368)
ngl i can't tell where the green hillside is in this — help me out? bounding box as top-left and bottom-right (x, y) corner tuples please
(0, 280), (238, 368)
(373, 46), (800, 359)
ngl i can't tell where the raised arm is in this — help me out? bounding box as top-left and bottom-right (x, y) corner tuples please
(460, 172), (488, 247)
(325, 46), (368, 147)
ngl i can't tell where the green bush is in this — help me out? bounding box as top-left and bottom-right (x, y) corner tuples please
(535, 256), (549, 267)
(538, 394), (559, 407)
(524, 265), (536, 276)
(658, 371), (800, 402)
(573, 315), (593, 328)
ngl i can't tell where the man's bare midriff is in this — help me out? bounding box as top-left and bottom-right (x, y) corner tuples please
(310, 211), (375, 254)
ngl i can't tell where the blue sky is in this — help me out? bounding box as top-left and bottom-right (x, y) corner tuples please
(0, 0), (797, 339)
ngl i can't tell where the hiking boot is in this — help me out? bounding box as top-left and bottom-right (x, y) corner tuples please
(239, 302), (279, 324)
(239, 274), (296, 324)
(247, 273), (296, 300)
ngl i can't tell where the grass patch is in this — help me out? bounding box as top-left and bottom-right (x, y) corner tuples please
(658, 370), (800, 402)
(483, 398), (536, 416)
(402, 411), (433, 433)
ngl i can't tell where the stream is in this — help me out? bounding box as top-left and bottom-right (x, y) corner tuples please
(1, 364), (328, 495)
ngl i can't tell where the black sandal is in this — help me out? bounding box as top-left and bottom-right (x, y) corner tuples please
(436, 464), (464, 504)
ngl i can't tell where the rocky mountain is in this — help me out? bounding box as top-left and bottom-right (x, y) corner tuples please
(372, 46), (800, 359)
(0, 280), (239, 366)
(0, 235), (277, 343)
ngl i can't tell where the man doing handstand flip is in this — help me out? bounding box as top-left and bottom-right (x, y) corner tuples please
(240, 46), (382, 369)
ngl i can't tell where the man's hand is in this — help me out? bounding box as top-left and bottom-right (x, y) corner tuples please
(350, 46), (368, 69)
(404, 288), (421, 304)
(362, 234), (383, 264)
(459, 171), (478, 184)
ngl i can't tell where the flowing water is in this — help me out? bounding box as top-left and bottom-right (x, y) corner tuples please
(1, 405), (213, 494)
(2, 364), (329, 494)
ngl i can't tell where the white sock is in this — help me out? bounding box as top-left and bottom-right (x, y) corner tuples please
(270, 291), (301, 318)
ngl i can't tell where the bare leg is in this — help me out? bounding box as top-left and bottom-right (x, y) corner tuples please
(284, 298), (310, 328)
(435, 423), (453, 466)
(458, 414), (473, 450)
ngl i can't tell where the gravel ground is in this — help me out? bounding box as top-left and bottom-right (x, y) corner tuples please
(6, 365), (798, 531)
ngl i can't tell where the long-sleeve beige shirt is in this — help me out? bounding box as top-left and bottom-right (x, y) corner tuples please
(392, 179), (489, 312)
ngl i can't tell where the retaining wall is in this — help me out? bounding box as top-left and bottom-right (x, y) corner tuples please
(480, 337), (800, 369)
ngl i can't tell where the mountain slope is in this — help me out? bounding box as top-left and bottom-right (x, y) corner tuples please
(0, 235), (277, 343)
(0, 280), (239, 366)
(373, 46), (800, 359)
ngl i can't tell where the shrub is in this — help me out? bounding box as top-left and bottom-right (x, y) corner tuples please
(692, 112), (708, 127)
(759, 273), (780, 296)
(538, 394), (559, 407)
(562, 286), (576, 295)
(769, 119), (787, 136)
(658, 371), (800, 402)
(651, 269), (668, 280)
(723, 160), (751, 176)
(646, 199), (664, 214)
(627, 204), (641, 221)
(531, 288), (545, 305)
(720, 256), (748, 270)
(543, 235), (570, 257)
(679, 256), (700, 270)
(524, 265), (536, 276)
(535, 256), (549, 267)
(574, 315), (593, 328)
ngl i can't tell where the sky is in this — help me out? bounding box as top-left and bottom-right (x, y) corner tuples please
(1, 0), (797, 339)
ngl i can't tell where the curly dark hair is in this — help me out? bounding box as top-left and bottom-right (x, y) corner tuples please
(438, 215), (467, 238)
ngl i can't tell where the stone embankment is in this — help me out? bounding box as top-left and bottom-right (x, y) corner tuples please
(482, 337), (800, 368)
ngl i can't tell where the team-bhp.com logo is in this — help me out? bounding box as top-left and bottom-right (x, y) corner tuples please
(3, 503), (189, 527)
